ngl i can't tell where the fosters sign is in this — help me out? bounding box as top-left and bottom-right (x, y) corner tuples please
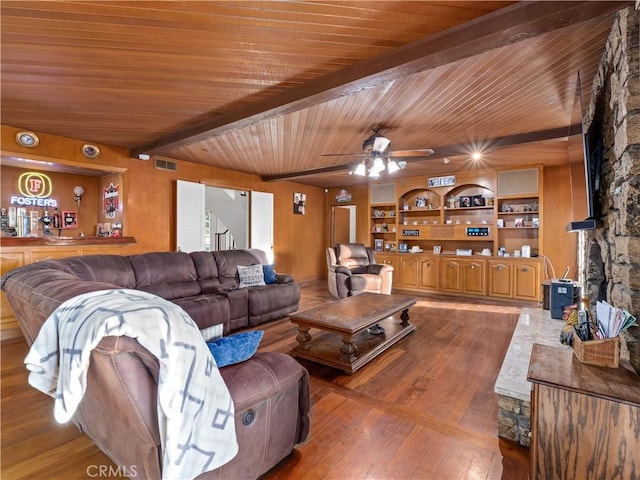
(11, 172), (58, 207)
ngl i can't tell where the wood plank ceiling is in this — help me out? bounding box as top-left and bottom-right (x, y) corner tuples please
(0, 1), (631, 188)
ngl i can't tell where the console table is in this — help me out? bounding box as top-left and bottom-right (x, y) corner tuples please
(527, 343), (640, 480)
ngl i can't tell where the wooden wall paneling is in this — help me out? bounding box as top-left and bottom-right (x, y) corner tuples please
(1, 125), (328, 283)
(542, 165), (576, 280)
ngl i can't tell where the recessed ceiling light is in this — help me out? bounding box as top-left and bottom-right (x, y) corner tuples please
(82, 144), (100, 159)
(16, 131), (39, 148)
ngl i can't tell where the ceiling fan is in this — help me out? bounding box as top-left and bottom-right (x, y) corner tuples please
(321, 129), (434, 177)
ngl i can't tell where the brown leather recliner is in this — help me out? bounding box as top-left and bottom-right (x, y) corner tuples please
(326, 243), (393, 299)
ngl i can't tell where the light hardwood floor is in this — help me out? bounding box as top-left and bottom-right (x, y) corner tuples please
(1, 281), (530, 479)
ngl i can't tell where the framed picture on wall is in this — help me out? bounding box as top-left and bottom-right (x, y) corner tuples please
(293, 193), (306, 215)
(62, 211), (78, 229)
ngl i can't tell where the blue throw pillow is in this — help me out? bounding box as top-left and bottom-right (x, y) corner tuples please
(262, 264), (277, 284)
(207, 331), (264, 368)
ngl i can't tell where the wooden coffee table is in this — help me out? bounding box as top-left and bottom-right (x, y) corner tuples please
(290, 292), (416, 374)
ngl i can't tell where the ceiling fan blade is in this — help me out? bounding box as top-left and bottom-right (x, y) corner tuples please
(389, 148), (434, 158)
(320, 152), (364, 157)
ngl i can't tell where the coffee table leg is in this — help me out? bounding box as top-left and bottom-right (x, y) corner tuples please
(296, 325), (312, 350)
(400, 308), (410, 326)
(340, 335), (358, 362)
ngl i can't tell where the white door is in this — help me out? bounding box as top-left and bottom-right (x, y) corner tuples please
(176, 180), (205, 252)
(251, 191), (274, 263)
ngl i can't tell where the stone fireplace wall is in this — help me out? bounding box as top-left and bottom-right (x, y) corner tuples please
(584, 6), (639, 375)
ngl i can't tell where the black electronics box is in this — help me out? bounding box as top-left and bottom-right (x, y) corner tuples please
(550, 280), (580, 319)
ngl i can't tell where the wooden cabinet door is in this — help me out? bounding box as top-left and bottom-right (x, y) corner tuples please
(440, 258), (461, 292)
(462, 259), (486, 295)
(398, 256), (419, 287)
(488, 260), (513, 298)
(419, 256), (438, 290)
(514, 261), (540, 301)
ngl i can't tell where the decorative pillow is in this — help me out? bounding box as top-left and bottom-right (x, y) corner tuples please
(237, 264), (265, 288)
(207, 331), (264, 368)
(262, 264), (277, 284)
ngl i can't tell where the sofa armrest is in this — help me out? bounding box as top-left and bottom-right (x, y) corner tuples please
(328, 264), (353, 276)
(275, 273), (295, 284)
(365, 263), (393, 275)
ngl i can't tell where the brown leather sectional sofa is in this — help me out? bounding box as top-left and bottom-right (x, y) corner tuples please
(1, 248), (309, 479)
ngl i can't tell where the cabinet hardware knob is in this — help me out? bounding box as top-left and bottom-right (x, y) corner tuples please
(449, 264), (454, 268)
(522, 267), (528, 272)
(471, 265), (475, 269)
(497, 267), (503, 271)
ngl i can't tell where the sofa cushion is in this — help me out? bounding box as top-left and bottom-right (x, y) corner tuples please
(238, 265), (266, 288)
(336, 243), (371, 269)
(207, 331), (264, 367)
(172, 294), (230, 331)
(247, 282), (300, 326)
(190, 252), (222, 292)
(129, 252), (201, 300)
(213, 249), (262, 283)
(61, 255), (136, 288)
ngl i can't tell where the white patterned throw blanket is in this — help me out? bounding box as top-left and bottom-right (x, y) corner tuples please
(25, 289), (238, 480)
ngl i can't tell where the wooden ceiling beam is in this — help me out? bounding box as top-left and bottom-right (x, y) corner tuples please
(130, 1), (628, 157)
(261, 125), (577, 182)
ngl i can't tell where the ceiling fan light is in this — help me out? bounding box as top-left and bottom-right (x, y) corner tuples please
(368, 168), (380, 178)
(372, 156), (385, 172)
(353, 162), (367, 176)
(387, 159), (400, 173)
(373, 136), (391, 153)
(362, 130), (391, 154)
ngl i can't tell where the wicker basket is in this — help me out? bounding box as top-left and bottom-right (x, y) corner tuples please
(572, 333), (620, 368)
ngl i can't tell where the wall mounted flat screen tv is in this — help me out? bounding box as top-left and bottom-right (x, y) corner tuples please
(566, 74), (601, 232)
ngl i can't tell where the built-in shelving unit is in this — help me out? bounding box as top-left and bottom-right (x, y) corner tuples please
(367, 167), (544, 301)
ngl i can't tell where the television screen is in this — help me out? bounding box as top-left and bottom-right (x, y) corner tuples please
(566, 74), (599, 232)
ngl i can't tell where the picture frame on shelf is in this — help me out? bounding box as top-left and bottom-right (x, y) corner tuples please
(433, 245), (441, 254)
(497, 218), (505, 228)
(374, 239), (384, 252)
(398, 243), (408, 253)
(62, 211), (78, 229)
(514, 218), (524, 227)
(459, 196), (472, 208)
(472, 195), (485, 207)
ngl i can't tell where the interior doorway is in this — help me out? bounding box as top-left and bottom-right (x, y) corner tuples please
(331, 205), (356, 246)
(176, 180), (273, 256)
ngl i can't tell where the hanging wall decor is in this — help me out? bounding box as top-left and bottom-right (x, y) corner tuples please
(293, 193), (306, 215)
(103, 183), (120, 219)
